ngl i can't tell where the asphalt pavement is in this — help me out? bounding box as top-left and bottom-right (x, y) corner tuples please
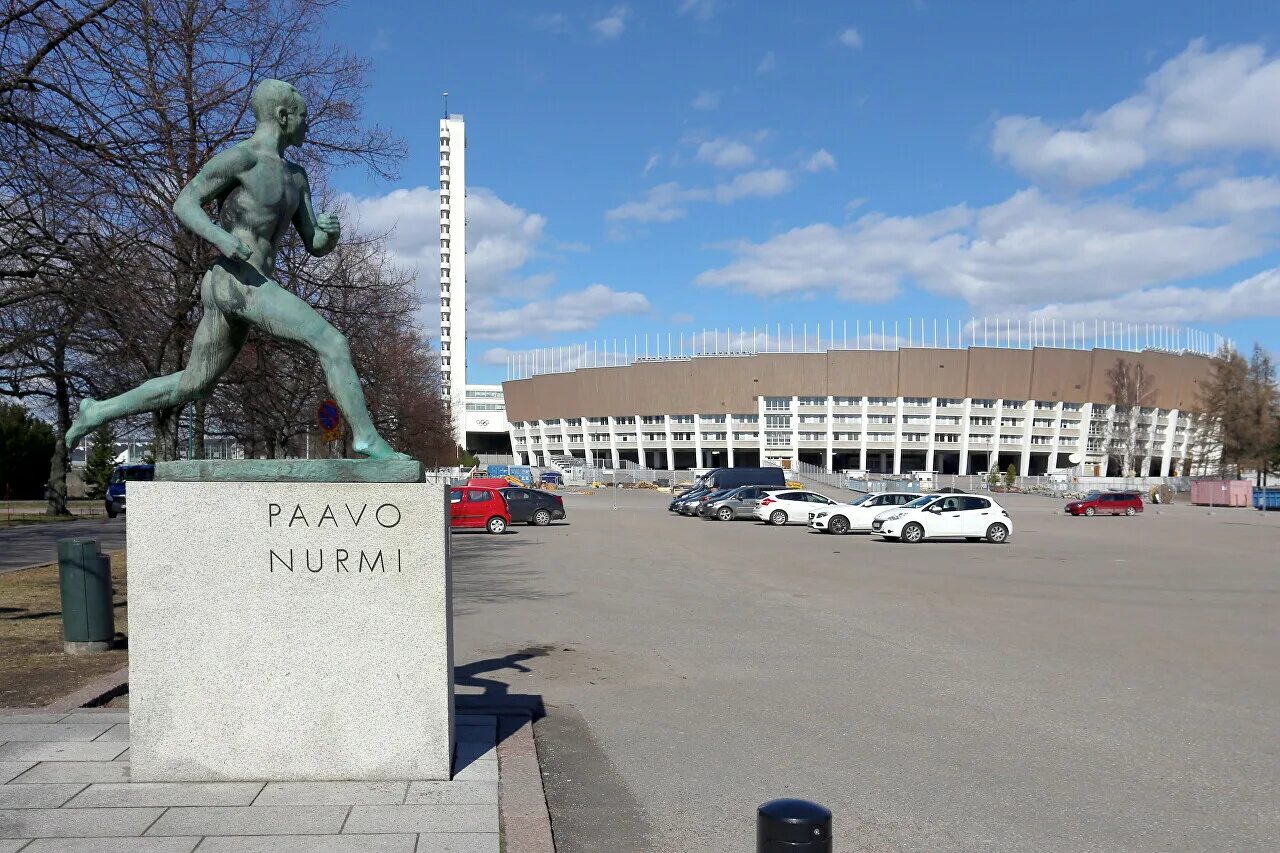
(0, 516), (126, 574)
(450, 489), (1280, 852)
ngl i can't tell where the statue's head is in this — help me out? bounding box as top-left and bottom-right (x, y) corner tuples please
(251, 79), (308, 148)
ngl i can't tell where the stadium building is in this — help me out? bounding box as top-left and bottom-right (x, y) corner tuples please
(501, 321), (1222, 477)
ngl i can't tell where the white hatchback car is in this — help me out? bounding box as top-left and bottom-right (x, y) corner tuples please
(876, 494), (1013, 543)
(753, 490), (840, 525)
(808, 492), (926, 534)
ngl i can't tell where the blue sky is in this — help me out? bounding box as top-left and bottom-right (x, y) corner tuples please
(326, 1), (1280, 383)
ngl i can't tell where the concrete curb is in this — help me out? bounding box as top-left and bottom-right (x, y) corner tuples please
(497, 713), (556, 853)
(44, 664), (129, 713)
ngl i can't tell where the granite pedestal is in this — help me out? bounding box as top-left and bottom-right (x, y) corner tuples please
(126, 462), (453, 782)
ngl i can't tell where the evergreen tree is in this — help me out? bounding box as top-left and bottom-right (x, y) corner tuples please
(0, 404), (56, 499)
(83, 424), (118, 500)
(1005, 463), (1017, 488)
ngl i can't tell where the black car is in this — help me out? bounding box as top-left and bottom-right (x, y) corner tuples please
(500, 487), (567, 526)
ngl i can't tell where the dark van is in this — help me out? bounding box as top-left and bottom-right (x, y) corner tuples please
(702, 467), (787, 491)
(105, 463), (155, 518)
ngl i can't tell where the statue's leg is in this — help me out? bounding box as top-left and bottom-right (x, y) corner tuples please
(66, 298), (247, 447)
(235, 279), (410, 460)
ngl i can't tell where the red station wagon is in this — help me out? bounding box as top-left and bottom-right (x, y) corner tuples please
(1065, 491), (1144, 517)
(449, 486), (511, 534)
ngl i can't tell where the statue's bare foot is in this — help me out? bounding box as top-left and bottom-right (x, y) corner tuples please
(353, 434), (412, 461)
(65, 399), (100, 447)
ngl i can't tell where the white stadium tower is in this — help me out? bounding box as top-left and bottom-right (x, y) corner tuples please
(438, 110), (510, 455)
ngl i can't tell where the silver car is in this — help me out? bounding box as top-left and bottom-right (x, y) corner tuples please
(699, 485), (773, 520)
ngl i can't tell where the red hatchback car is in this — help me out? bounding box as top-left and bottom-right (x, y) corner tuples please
(450, 486), (511, 534)
(1065, 491), (1144, 517)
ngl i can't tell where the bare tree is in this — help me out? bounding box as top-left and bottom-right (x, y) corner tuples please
(1105, 358), (1157, 477)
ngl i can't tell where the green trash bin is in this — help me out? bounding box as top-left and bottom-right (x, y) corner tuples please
(57, 538), (115, 654)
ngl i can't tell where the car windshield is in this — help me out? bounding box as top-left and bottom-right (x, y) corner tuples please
(847, 494), (876, 506)
(902, 494), (939, 509)
(1085, 491), (1101, 500)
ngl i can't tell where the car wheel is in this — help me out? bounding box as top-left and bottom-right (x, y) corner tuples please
(486, 516), (507, 535)
(532, 509), (552, 526)
(769, 510), (787, 526)
(1124, 507), (1136, 516)
(1084, 507), (1095, 516)
(829, 515), (850, 535)
(902, 522), (924, 543)
(986, 523), (1009, 543)
(717, 506), (733, 521)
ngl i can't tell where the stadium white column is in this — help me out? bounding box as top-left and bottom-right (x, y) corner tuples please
(859, 396), (869, 472)
(789, 396), (800, 470)
(607, 416), (620, 468)
(664, 415), (675, 471)
(1019, 401), (1032, 476)
(1049, 401), (1064, 471)
(958, 398), (972, 475)
(924, 396), (937, 472)
(694, 415), (704, 469)
(1160, 409), (1179, 476)
(892, 397), (904, 475)
(825, 396), (834, 471)
(635, 416), (647, 468)
(726, 411), (735, 467)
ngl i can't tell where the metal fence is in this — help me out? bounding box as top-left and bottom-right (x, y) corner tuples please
(506, 317), (1229, 380)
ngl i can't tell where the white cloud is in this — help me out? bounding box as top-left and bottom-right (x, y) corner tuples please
(678, 0), (719, 20)
(757, 50), (776, 73)
(697, 187), (1276, 311)
(1181, 175), (1280, 218)
(343, 185), (549, 307)
(713, 168), (792, 202)
(642, 153), (661, 175)
(691, 90), (721, 110)
(1029, 267), (1280, 324)
(592, 5), (631, 39)
(839, 28), (863, 49)
(605, 182), (701, 223)
(470, 284), (651, 341)
(993, 40), (1280, 188)
(803, 149), (837, 172)
(695, 137), (756, 168)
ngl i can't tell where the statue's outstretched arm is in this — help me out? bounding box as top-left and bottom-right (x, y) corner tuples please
(292, 165), (340, 257)
(173, 146), (257, 260)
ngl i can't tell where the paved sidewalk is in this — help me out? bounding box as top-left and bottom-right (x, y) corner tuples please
(0, 708), (499, 852)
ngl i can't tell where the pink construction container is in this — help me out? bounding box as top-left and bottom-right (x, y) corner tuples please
(1190, 479), (1253, 507)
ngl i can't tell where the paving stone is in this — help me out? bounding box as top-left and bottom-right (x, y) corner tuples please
(111, 750), (128, 763)
(11, 763), (130, 784)
(253, 782), (406, 806)
(0, 744), (127, 763)
(62, 713), (130, 725)
(67, 782), (263, 808)
(0, 714), (69, 725)
(0, 726), (112, 743)
(404, 781), (497, 806)
(91, 726), (129, 743)
(0, 841), (29, 853)
(21, 840), (200, 853)
(454, 727), (494, 747)
(145, 806), (348, 837)
(0, 807), (163, 838)
(0, 784), (85, 808)
(453, 743), (496, 764)
(194, 835), (417, 852)
(415, 833), (499, 853)
(449, 760), (497, 783)
(0, 763), (34, 785)
(342, 804), (499, 834)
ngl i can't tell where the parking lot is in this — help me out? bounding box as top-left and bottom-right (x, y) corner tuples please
(451, 487), (1280, 852)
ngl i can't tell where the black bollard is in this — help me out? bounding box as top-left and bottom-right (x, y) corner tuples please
(758, 798), (832, 852)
